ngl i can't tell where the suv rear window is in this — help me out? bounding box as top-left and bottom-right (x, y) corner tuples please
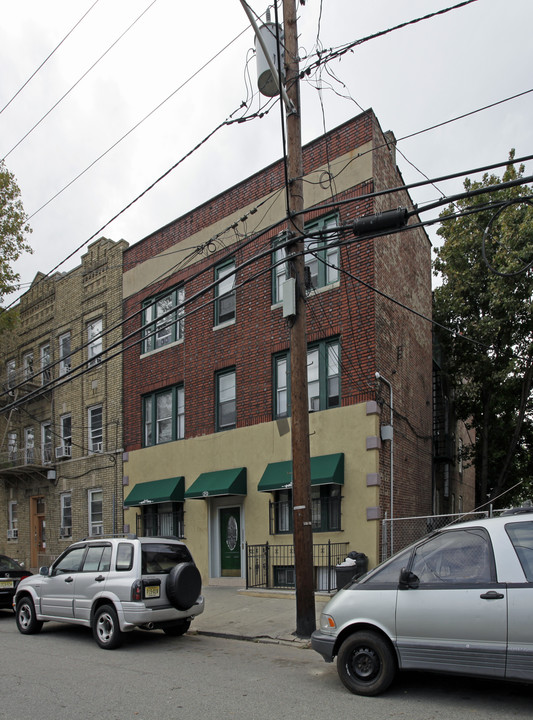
(142, 542), (192, 574)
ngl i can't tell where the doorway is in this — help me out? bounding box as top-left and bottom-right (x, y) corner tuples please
(30, 495), (46, 569)
(219, 506), (241, 577)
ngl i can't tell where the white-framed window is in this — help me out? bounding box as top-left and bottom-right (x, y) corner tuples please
(60, 493), (72, 538)
(216, 368), (236, 431)
(8, 501), (18, 539)
(88, 488), (103, 536)
(88, 405), (103, 453)
(24, 426), (35, 464)
(87, 317), (103, 367)
(22, 351), (34, 380)
(142, 286), (185, 354)
(59, 332), (71, 375)
(7, 432), (17, 463)
(6, 359), (16, 389)
(214, 261), (236, 326)
(40, 343), (51, 384)
(41, 421), (52, 463)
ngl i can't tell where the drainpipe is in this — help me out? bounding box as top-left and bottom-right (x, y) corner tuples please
(375, 372), (394, 553)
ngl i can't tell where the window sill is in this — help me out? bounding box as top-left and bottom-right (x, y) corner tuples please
(213, 318), (236, 331)
(140, 337), (183, 359)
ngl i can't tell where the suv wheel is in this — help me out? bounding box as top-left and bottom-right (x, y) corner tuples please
(162, 619), (191, 636)
(93, 604), (122, 649)
(166, 562), (201, 611)
(16, 596), (43, 635)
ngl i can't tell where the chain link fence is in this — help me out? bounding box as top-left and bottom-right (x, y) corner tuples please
(380, 511), (492, 562)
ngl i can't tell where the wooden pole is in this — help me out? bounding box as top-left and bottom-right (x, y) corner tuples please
(282, 0), (315, 638)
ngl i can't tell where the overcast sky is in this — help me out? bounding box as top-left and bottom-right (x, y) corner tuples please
(1, 0), (532, 303)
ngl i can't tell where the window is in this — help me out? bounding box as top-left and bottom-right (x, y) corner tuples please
(410, 529), (494, 585)
(140, 504), (185, 539)
(7, 432), (17, 462)
(270, 485), (342, 534)
(272, 233), (289, 304)
(304, 215), (339, 290)
(216, 369), (236, 431)
(61, 414), (72, 448)
(60, 493), (72, 538)
(88, 489), (103, 536)
(87, 318), (103, 367)
(54, 545), (86, 574)
(6, 359), (16, 389)
(59, 332), (71, 375)
(22, 351), (33, 380)
(24, 426), (35, 464)
(215, 261), (236, 326)
(88, 405), (103, 453)
(41, 421), (52, 463)
(143, 385), (184, 446)
(507, 521), (533, 581)
(82, 545), (112, 572)
(274, 339), (340, 417)
(40, 343), (51, 384)
(142, 286), (184, 354)
(8, 501), (17, 539)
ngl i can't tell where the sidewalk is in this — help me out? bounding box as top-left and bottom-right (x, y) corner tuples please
(190, 585), (332, 648)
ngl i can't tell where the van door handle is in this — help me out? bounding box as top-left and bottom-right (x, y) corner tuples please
(480, 591), (504, 600)
(64, 576), (74, 583)
(95, 575), (105, 582)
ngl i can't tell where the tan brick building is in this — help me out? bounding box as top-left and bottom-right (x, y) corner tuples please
(0, 237), (127, 570)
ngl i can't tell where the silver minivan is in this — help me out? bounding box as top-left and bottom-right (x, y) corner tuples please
(311, 511), (533, 695)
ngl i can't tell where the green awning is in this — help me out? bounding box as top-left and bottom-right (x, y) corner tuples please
(185, 467), (247, 499)
(124, 476), (184, 507)
(258, 453), (344, 492)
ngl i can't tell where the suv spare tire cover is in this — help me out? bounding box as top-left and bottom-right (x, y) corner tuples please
(166, 562), (202, 611)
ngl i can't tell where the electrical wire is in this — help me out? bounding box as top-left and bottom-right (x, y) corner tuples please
(1, 0), (161, 162)
(0, 0), (102, 116)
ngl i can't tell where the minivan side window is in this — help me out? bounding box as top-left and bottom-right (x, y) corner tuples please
(506, 521), (533, 581)
(116, 543), (134, 571)
(410, 528), (493, 585)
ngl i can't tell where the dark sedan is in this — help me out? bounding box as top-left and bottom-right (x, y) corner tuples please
(0, 555), (31, 610)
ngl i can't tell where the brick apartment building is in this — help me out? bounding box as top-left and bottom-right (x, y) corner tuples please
(0, 237), (127, 570)
(121, 109), (434, 586)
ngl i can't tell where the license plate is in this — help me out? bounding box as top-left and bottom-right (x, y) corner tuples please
(144, 585), (160, 599)
(0, 580), (14, 589)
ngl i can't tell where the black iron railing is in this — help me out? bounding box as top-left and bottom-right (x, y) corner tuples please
(246, 540), (349, 592)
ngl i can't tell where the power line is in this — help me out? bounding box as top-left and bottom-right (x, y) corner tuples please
(0, 0), (101, 116)
(1, 0), (160, 162)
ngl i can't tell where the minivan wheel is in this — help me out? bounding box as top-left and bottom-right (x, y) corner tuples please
(93, 604), (122, 649)
(337, 631), (396, 696)
(16, 596), (43, 635)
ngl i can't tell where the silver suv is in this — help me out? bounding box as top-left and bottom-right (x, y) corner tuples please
(13, 536), (204, 649)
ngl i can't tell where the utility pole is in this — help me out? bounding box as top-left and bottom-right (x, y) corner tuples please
(282, 0), (315, 638)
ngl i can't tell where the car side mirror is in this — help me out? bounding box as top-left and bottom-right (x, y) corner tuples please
(399, 567), (419, 589)
(39, 566), (49, 576)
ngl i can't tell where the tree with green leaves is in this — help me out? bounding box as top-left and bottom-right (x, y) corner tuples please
(0, 159), (32, 311)
(433, 152), (533, 507)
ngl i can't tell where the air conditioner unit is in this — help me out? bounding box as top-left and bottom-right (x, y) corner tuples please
(92, 442), (103, 453)
(55, 445), (72, 460)
(7, 528), (18, 539)
(59, 526), (71, 538)
(91, 525), (103, 536)
(310, 396), (320, 412)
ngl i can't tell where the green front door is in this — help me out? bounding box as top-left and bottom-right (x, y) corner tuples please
(220, 507), (241, 577)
